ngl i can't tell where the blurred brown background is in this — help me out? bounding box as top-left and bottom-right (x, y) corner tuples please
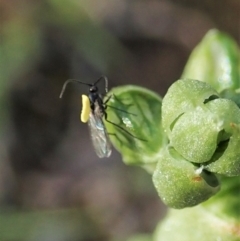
(0, 0), (239, 240)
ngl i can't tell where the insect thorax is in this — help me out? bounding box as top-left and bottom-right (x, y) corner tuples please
(93, 101), (105, 118)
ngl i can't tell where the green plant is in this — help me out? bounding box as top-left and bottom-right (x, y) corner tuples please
(105, 29), (240, 241)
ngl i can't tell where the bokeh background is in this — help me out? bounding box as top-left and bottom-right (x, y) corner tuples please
(1, 1), (239, 240)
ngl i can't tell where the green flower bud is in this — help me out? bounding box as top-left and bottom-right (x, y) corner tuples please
(205, 124), (240, 176)
(154, 176), (240, 240)
(182, 29), (240, 93)
(220, 88), (240, 108)
(171, 98), (240, 165)
(104, 85), (167, 167)
(162, 79), (240, 176)
(152, 146), (220, 209)
(162, 79), (219, 137)
(170, 106), (221, 163)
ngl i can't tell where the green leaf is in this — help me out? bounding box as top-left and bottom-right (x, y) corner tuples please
(182, 29), (240, 93)
(104, 85), (167, 167)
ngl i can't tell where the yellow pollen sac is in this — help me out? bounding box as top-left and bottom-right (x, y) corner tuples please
(81, 95), (91, 123)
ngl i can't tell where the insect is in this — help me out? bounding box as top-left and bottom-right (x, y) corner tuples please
(59, 76), (144, 158)
(60, 76), (112, 158)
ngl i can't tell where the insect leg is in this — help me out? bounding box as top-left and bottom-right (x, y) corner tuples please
(105, 105), (137, 116)
(104, 94), (112, 105)
(108, 133), (117, 137)
(104, 94), (133, 108)
(104, 95), (136, 115)
(104, 112), (147, 141)
(112, 94), (134, 107)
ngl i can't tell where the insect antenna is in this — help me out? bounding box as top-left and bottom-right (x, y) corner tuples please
(94, 76), (108, 93)
(59, 79), (92, 98)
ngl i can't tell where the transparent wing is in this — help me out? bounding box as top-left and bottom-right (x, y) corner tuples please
(88, 112), (112, 158)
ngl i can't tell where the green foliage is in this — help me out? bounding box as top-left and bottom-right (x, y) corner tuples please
(182, 29), (240, 92)
(162, 79), (240, 175)
(106, 29), (240, 240)
(104, 85), (167, 168)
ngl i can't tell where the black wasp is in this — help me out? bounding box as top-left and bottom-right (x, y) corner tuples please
(59, 76), (145, 158)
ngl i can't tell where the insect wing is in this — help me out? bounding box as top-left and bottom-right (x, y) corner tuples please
(88, 112), (112, 158)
